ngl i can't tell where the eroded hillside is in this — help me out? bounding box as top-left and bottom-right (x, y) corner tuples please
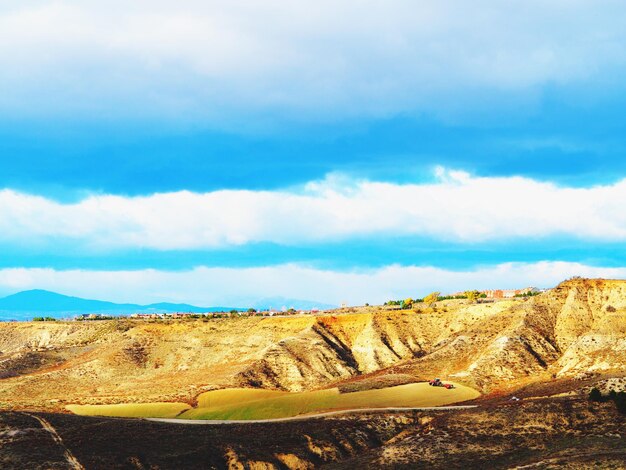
(0, 278), (624, 411)
(405, 278), (626, 391)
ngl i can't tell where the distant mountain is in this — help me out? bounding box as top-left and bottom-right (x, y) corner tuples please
(0, 290), (238, 320)
(142, 302), (218, 313)
(0, 290), (336, 320)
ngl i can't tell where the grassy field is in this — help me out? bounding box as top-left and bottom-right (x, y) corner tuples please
(180, 382), (479, 420)
(196, 388), (289, 408)
(66, 382), (479, 420)
(66, 402), (190, 418)
(337, 373), (418, 393)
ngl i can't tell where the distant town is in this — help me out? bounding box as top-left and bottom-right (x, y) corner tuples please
(26, 286), (551, 322)
(70, 307), (325, 321)
(454, 286), (546, 299)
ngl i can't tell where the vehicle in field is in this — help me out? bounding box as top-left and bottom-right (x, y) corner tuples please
(428, 378), (454, 389)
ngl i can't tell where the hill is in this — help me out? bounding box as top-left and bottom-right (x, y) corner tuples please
(0, 278), (623, 413)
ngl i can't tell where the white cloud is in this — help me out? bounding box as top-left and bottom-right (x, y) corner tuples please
(0, 262), (624, 306)
(0, 1), (625, 121)
(1, 170), (626, 249)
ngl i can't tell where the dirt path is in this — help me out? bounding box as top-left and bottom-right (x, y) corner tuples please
(22, 412), (85, 470)
(146, 405), (479, 425)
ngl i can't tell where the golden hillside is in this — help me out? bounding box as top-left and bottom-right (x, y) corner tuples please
(0, 278), (624, 411)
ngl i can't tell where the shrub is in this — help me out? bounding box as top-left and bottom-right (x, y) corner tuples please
(423, 292), (440, 306)
(465, 290), (481, 303)
(589, 387), (603, 402)
(614, 391), (626, 414)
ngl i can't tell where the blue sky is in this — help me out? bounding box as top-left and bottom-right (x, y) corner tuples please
(1, 1), (626, 306)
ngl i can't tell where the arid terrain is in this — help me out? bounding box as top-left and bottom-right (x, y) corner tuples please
(0, 278), (625, 468)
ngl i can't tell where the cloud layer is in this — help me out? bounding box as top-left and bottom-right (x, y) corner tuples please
(1, 1), (626, 120)
(1, 169), (625, 250)
(1, 261), (625, 306)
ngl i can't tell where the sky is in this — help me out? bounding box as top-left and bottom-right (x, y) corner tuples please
(1, 1), (626, 307)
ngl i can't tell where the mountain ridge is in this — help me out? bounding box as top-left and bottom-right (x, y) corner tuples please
(0, 289), (236, 319)
(0, 289), (335, 320)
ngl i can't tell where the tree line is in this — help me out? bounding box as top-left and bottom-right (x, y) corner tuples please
(384, 290), (487, 309)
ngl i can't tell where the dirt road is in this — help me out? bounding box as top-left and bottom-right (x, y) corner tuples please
(22, 412), (85, 470)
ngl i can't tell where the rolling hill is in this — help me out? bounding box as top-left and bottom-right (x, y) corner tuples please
(0, 278), (623, 411)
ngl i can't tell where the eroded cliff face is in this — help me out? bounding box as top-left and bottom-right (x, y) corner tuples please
(0, 278), (624, 409)
(238, 279), (626, 393)
(236, 300), (519, 391)
(549, 279), (626, 376)
(400, 278), (626, 391)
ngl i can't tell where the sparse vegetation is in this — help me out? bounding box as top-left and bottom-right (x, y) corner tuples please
(514, 290), (540, 297)
(589, 387), (603, 402)
(464, 290), (481, 303)
(423, 291), (440, 306)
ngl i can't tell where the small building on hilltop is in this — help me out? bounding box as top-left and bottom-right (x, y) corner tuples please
(482, 287), (540, 299)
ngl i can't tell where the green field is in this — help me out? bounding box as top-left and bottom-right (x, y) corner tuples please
(180, 382), (479, 420)
(66, 402), (191, 418)
(67, 382), (479, 420)
(196, 388), (289, 408)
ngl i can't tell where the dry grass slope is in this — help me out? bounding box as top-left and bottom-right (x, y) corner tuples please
(0, 278), (624, 413)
